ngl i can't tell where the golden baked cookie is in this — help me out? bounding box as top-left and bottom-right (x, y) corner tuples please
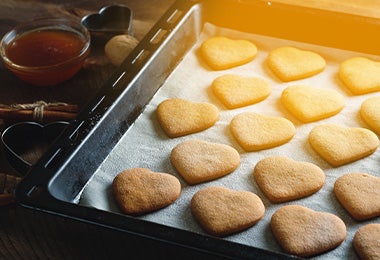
(156, 98), (219, 138)
(271, 205), (346, 257)
(200, 36), (257, 70)
(334, 172), (380, 221)
(171, 139), (240, 185)
(230, 112), (295, 151)
(353, 223), (380, 260)
(267, 46), (326, 82)
(309, 124), (379, 167)
(191, 186), (265, 237)
(253, 156), (325, 203)
(339, 57), (380, 95)
(211, 74), (271, 109)
(112, 168), (181, 215)
(281, 85), (344, 122)
(360, 96), (380, 134)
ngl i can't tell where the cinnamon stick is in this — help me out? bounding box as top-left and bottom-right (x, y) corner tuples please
(0, 102), (78, 123)
(42, 104), (79, 113)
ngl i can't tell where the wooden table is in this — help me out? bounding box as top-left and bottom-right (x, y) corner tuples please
(0, 0), (379, 259)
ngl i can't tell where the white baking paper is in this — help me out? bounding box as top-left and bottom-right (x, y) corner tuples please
(80, 23), (380, 259)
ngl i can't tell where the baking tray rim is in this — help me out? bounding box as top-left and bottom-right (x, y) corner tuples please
(14, 0), (380, 258)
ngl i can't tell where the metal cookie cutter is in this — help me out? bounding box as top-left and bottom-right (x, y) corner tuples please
(81, 5), (133, 38)
(1, 121), (70, 176)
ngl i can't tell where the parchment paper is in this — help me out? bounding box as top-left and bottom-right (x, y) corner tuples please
(80, 23), (380, 259)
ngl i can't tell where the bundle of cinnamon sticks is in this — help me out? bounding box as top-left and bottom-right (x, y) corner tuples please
(0, 101), (78, 124)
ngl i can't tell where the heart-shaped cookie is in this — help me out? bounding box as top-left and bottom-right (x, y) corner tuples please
(191, 186), (265, 237)
(230, 112), (295, 151)
(271, 205), (346, 257)
(156, 98), (219, 138)
(267, 46), (326, 82)
(360, 96), (380, 134)
(211, 74), (271, 109)
(353, 223), (380, 260)
(309, 124), (379, 166)
(200, 36), (257, 70)
(171, 139), (240, 185)
(334, 173), (380, 221)
(253, 156), (325, 203)
(281, 85), (345, 122)
(339, 57), (380, 95)
(112, 168), (181, 215)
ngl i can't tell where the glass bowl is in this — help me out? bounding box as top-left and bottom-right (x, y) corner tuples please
(0, 18), (91, 86)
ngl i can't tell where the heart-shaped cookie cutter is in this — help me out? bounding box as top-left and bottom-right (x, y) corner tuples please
(1, 121), (69, 176)
(81, 5), (133, 37)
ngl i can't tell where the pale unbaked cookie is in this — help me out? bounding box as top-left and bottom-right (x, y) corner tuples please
(156, 98), (219, 138)
(339, 57), (380, 95)
(309, 124), (379, 166)
(112, 168), (181, 215)
(104, 34), (139, 66)
(360, 96), (380, 134)
(281, 85), (344, 122)
(171, 139), (240, 185)
(253, 156), (325, 203)
(230, 112), (295, 151)
(334, 172), (380, 221)
(191, 186), (265, 237)
(271, 205), (346, 257)
(211, 74), (271, 109)
(200, 36), (257, 70)
(353, 223), (380, 260)
(267, 46), (326, 82)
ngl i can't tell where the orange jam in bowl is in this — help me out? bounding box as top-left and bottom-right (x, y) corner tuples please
(0, 18), (90, 86)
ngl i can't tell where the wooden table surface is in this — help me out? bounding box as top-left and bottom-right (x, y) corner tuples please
(0, 0), (378, 259)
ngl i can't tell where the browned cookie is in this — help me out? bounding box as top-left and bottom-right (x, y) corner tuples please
(334, 172), (380, 221)
(271, 205), (346, 257)
(191, 186), (265, 237)
(353, 223), (380, 260)
(171, 139), (240, 185)
(112, 168), (181, 215)
(253, 156), (325, 203)
(157, 98), (219, 138)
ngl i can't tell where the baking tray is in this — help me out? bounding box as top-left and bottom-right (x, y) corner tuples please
(14, 0), (380, 258)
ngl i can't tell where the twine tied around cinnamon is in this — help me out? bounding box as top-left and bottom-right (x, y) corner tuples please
(8, 101), (69, 122)
(0, 101), (78, 123)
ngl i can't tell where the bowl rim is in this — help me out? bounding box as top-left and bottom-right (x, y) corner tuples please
(0, 17), (91, 71)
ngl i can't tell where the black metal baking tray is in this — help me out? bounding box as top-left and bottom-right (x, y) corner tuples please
(15, 0), (380, 258)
